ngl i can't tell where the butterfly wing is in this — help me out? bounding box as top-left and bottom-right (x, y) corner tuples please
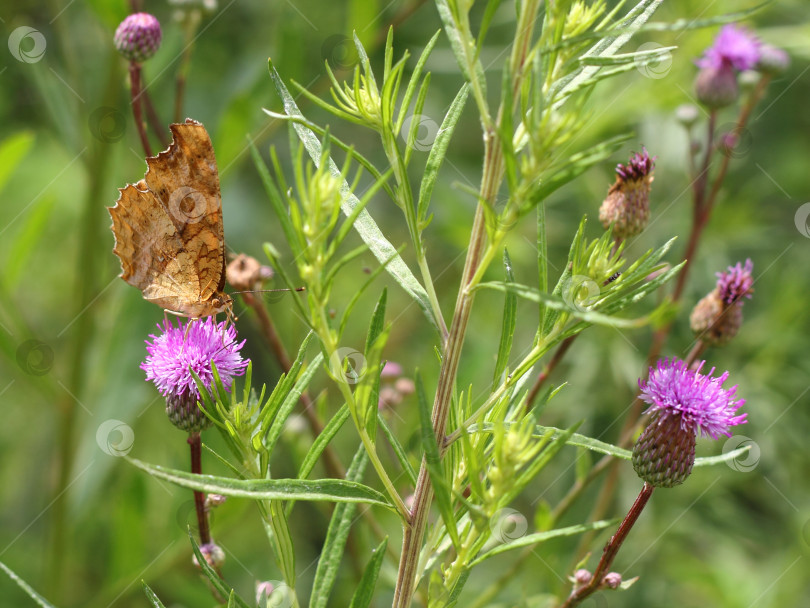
(109, 119), (229, 317)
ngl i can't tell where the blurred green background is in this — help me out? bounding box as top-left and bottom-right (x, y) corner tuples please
(1, 0), (809, 606)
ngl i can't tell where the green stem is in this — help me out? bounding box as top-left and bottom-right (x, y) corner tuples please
(317, 308), (409, 520)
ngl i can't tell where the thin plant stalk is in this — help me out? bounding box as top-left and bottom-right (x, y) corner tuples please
(128, 62), (152, 157)
(560, 483), (655, 607)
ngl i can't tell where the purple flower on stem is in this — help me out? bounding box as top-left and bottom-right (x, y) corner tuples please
(142, 318), (248, 431)
(142, 318), (248, 398)
(716, 258), (754, 305)
(638, 358), (747, 440)
(697, 25), (760, 72)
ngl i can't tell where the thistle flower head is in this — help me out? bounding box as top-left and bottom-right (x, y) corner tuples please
(599, 148), (655, 240)
(114, 13), (162, 63)
(638, 358), (747, 440)
(697, 25), (760, 72)
(141, 318), (248, 431)
(614, 148), (655, 182)
(716, 258), (754, 305)
(633, 358), (746, 487)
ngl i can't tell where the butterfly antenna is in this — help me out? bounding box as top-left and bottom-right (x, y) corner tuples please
(229, 287), (306, 295)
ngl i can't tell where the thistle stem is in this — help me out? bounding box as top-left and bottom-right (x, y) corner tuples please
(188, 433), (211, 545)
(560, 483), (655, 608)
(128, 61), (152, 157)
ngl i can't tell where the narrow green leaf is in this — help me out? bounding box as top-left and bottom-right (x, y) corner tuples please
(356, 290), (388, 440)
(310, 446), (368, 608)
(142, 582), (168, 608)
(296, 404), (351, 482)
(435, 0), (488, 119)
(526, 134), (632, 208)
(463, 421), (752, 466)
(395, 30), (441, 134)
(469, 519), (618, 566)
(0, 561), (56, 608)
(537, 202), (548, 330)
(261, 339), (320, 452)
(377, 410), (417, 485)
(348, 538), (389, 608)
(579, 46), (676, 66)
(492, 249), (517, 390)
(417, 83), (469, 225)
(553, 0), (665, 108)
(0, 131), (34, 194)
(267, 61), (440, 335)
(249, 140), (299, 254)
(127, 458), (394, 508)
(476, 281), (649, 328)
(416, 373), (460, 548)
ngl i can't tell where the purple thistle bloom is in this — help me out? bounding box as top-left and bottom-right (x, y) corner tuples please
(716, 258), (754, 305)
(697, 25), (760, 72)
(141, 318), (248, 400)
(614, 148), (655, 182)
(638, 358), (747, 440)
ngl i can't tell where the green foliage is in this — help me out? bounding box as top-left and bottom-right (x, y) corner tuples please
(1, 0), (807, 607)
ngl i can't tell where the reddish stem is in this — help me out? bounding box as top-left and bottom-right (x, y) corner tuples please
(141, 88), (169, 148)
(128, 62), (152, 157)
(560, 483), (655, 607)
(188, 432), (211, 545)
(525, 334), (577, 412)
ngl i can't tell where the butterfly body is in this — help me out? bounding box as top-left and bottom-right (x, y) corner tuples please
(109, 119), (231, 318)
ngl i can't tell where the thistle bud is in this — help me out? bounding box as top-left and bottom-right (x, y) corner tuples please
(602, 572), (623, 589)
(166, 392), (212, 433)
(114, 13), (162, 63)
(690, 259), (753, 346)
(193, 542), (226, 569)
(695, 64), (739, 109)
(675, 104), (699, 129)
(573, 569), (592, 585)
(599, 148), (654, 240)
(632, 412), (697, 488)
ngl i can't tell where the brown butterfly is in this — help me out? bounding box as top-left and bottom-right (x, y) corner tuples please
(109, 119), (232, 318)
